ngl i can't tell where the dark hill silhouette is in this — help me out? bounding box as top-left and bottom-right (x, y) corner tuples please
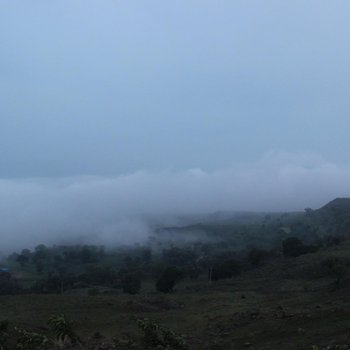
(313, 198), (350, 236)
(318, 198), (350, 212)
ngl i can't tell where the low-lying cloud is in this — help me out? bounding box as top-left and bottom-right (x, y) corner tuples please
(1, 151), (349, 252)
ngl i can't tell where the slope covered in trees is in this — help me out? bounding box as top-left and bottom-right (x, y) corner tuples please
(1, 198), (350, 348)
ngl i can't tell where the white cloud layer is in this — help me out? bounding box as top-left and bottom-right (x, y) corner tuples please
(0, 152), (349, 251)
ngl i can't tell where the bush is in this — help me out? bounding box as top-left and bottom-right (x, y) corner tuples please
(15, 328), (51, 350)
(320, 257), (347, 289)
(0, 272), (22, 295)
(31, 273), (76, 294)
(48, 314), (81, 347)
(156, 267), (183, 293)
(282, 237), (317, 257)
(211, 258), (240, 281)
(113, 318), (189, 350)
(137, 318), (189, 350)
(247, 248), (267, 267)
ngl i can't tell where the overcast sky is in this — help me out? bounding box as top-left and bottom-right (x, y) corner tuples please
(1, 1), (350, 178)
(1, 1), (350, 248)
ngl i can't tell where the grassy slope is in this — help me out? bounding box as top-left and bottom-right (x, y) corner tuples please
(2, 242), (350, 349)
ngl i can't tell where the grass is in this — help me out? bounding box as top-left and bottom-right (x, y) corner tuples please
(2, 243), (350, 349)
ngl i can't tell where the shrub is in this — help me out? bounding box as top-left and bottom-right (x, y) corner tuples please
(48, 314), (81, 348)
(247, 248), (267, 267)
(137, 318), (189, 350)
(282, 237), (317, 257)
(156, 267), (183, 293)
(15, 328), (51, 350)
(113, 318), (189, 350)
(320, 257), (347, 289)
(211, 258), (240, 281)
(0, 272), (22, 295)
(31, 273), (76, 294)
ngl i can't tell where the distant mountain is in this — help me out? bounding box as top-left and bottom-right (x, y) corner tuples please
(312, 198), (350, 236)
(318, 198), (350, 213)
(152, 198), (350, 248)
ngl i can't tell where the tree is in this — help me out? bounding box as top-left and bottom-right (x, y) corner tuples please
(320, 257), (347, 289)
(80, 246), (99, 264)
(156, 267), (183, 293)
(79, 266), (116, 286)
(0, 271), (21, 295)
(16, 254), (29, 268)
(35, 260), (44, 274)
(282, 237), (317, 257)
(32, 245), (49, 273)
(247, 248), (266, 267)
(162, 247), (196, 268)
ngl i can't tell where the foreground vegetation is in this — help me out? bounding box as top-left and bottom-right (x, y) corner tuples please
(2, 198), (350, 349)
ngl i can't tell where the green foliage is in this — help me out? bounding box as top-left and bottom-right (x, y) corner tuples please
(1, 315), (83, 350)
(137, 318), (189, 350)
(112, 318), (189, 350)
(4, 197), (350, 299)
(15, 327), (51, 350)
(48, 314), (80, 347)
(16, 254), (29, 268)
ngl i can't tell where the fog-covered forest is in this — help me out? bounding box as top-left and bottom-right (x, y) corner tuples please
(1, 198), (350, 348)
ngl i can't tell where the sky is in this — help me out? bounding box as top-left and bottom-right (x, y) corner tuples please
(1, 1), (350, 248)
(1, 1), (350, 177)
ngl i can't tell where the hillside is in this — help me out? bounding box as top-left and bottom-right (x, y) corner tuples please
(1, 239), (350, 349)
(1, 198), (350, 349)
(318, 198), (350, 212)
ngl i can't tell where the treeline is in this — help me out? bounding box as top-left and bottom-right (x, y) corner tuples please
(0, 227), (345, 296)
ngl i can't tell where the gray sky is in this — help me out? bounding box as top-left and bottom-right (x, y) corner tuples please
(1, 1), (350, 177)
(1, 1), (350, 249)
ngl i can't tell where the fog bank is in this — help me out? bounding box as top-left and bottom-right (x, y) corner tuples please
(0, 152), (349, 251)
